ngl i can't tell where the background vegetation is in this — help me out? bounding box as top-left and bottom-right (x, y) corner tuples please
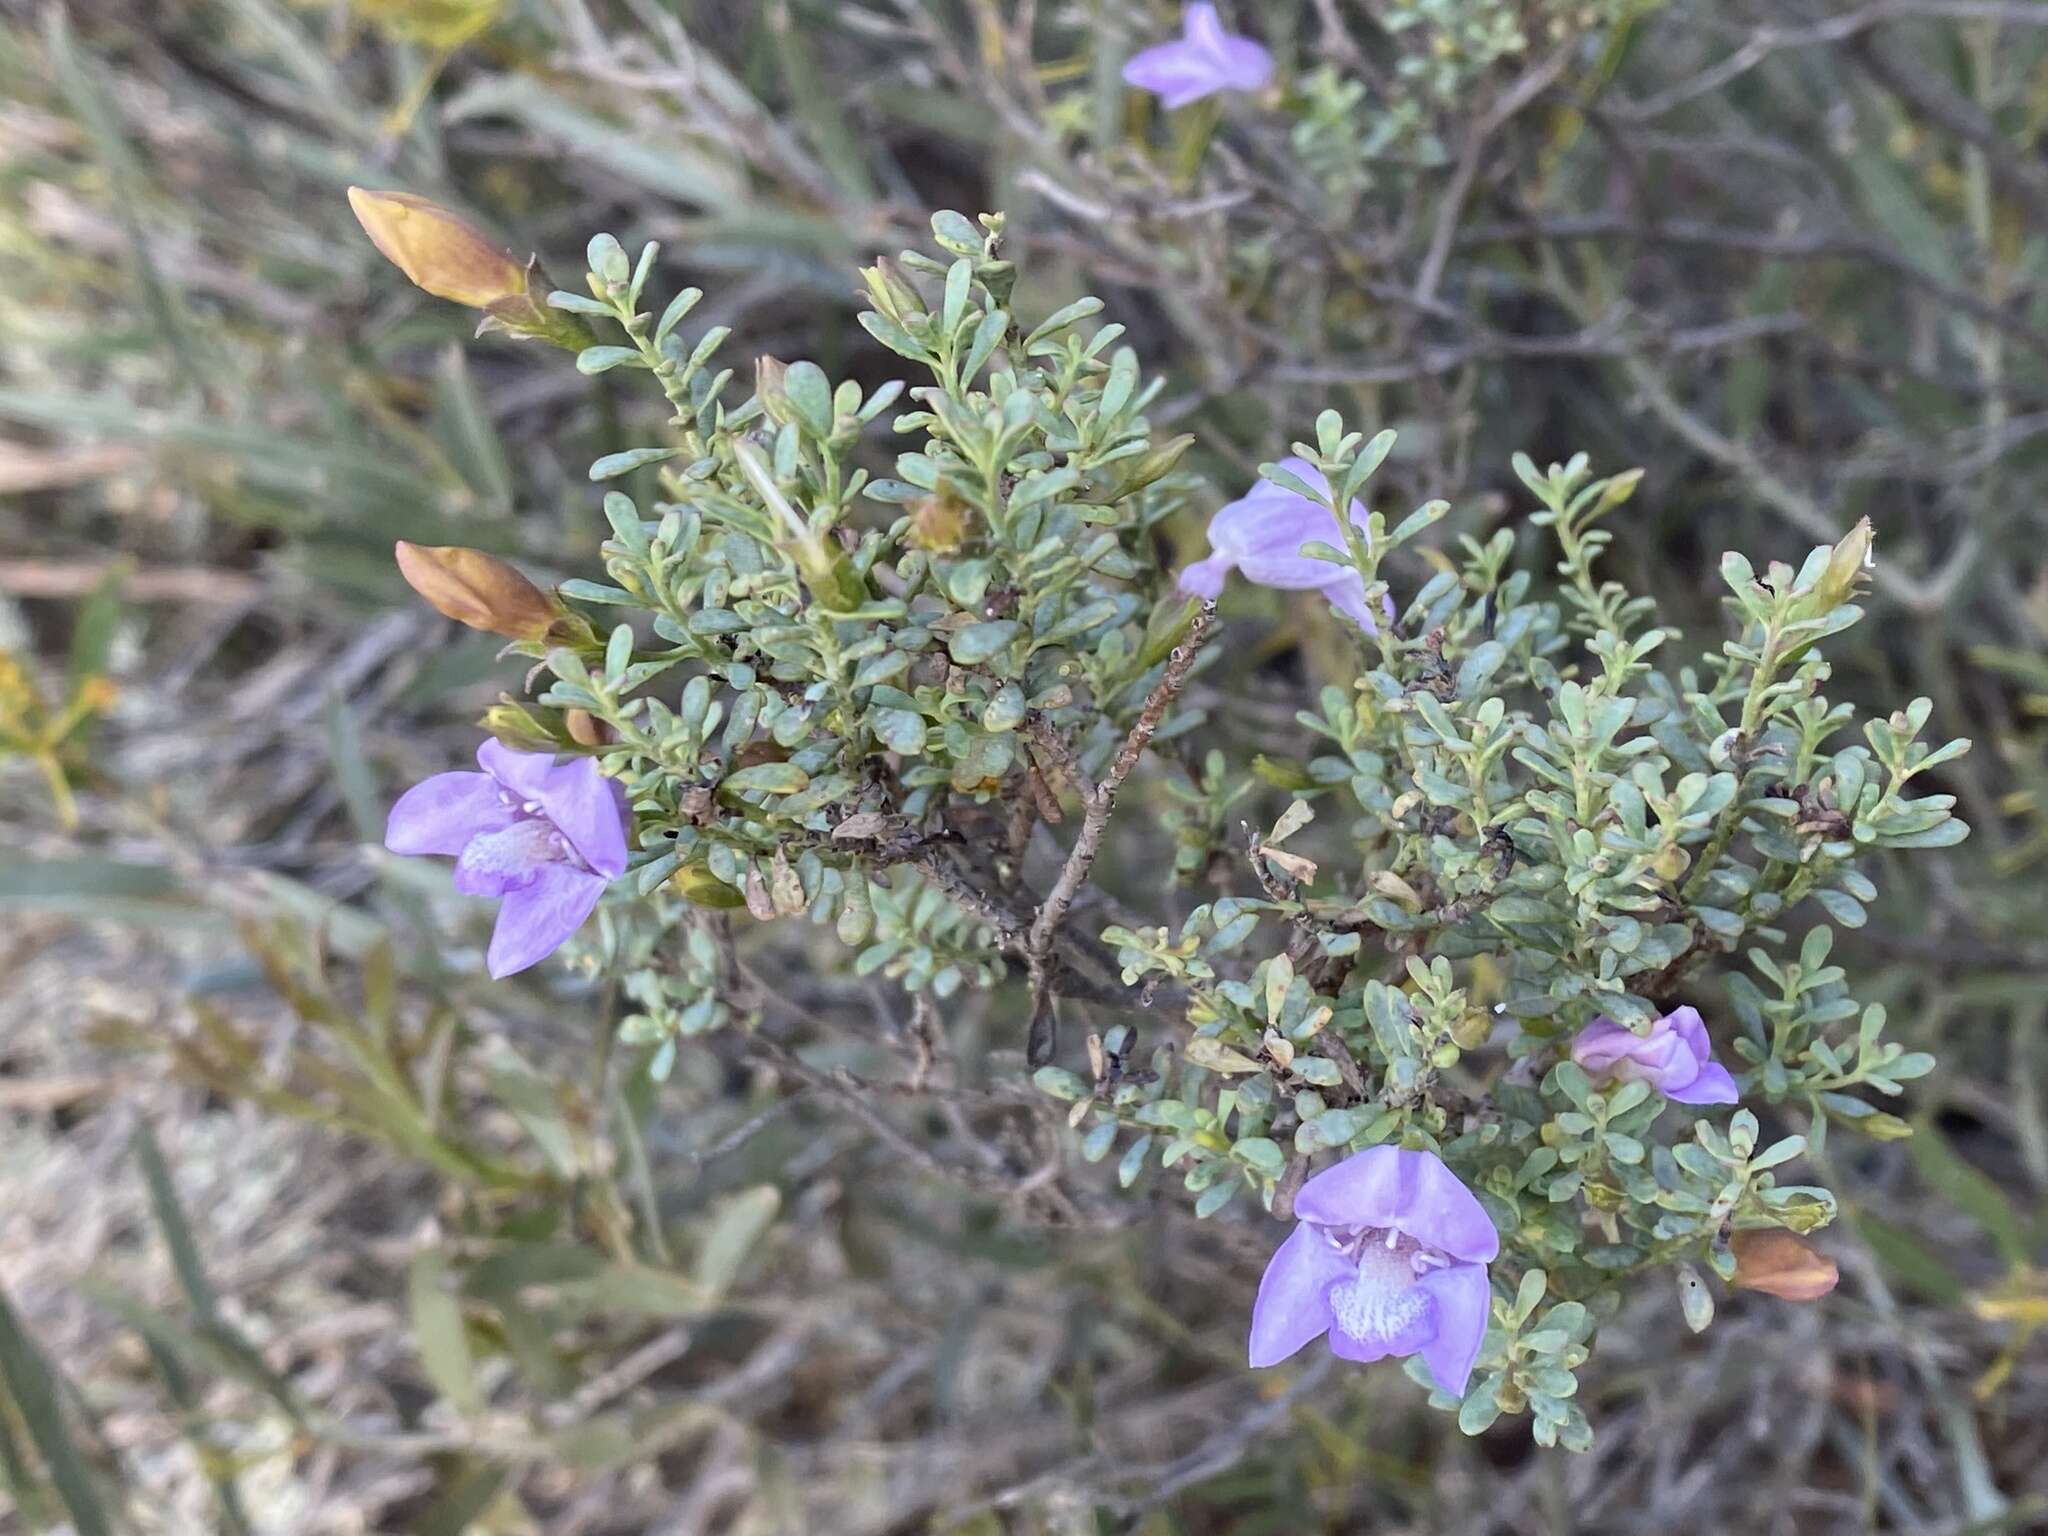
(2, 1), (2045, 1530)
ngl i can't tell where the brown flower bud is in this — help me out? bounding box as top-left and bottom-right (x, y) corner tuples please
(1730, 1229), (1840, 1300)
(347, 188), (591, 349)
(348, 188), (528, 309)
(564, 708), (613, 747)
(907, 493), (968, 552)
(394, 541), (556, 640)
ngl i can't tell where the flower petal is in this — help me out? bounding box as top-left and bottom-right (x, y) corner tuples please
(1664, 1006), (1712, 1064)
(1182, 2), (1228, 51)
(1319, 574), (1382, 634)
(1177, 551), (1234, 600)
(1295, 1143), (1404, 1230)
(1121, 41), (1229, 109)
(1202, 458), (1372, 589)
(1295, 1146), (1498, 1263)
(480, 741), (630, 877)
(1184, 3), (1272, 91)
(1570, 1016), (1647, 1075)
(1665, 1060), (1740, 1106)
(1248, 1222), (1348, 1368)
(1414, 1262), (1493, 1397)
(486, 863), (607, 977)
(385, 771), (515, 856)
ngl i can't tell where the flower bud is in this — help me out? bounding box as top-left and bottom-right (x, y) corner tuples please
(859, 258), (922, 323)
(907, 493), (968, 552)
(1730, 1229), (1839, 1300)
(791, 535), (870, 612)
(1115, 432), (1195, 497)
(347, 187), (590, 349)
(349, 187), (527, 308)
(480, 700), (564, 752)
(394, 541), (557, 640)
(564, 708), (613, 747)
(1817, 517), (1875, 608)
(754, 356), (794, 426)
(1595, 467), (1644, 510)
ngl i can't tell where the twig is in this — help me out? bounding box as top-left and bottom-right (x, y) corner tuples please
(1604, 2), (2048, 123)
(1024, 603), (1215, 1064)
(745, 1035), (1044, 1200)
(1846, 28), (2048, 233)
(1413, 44), (1574, 307)
(908, 850), (1025, 942)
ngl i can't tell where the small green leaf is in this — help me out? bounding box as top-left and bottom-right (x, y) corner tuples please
(871, 708), (928, 755)
(720, 762), (812, 796)
(409, 1251), (482, 1416)
(948, 620), (1021, 665)
(589, 446), (677, 480)
(576, 345), (643, 375)
(694, 1186), (781, 1296)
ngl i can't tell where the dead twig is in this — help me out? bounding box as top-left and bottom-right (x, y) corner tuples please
(1024, 604), (1215, 1065)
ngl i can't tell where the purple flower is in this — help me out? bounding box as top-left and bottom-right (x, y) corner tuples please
(1571, 1005), (1739, 1106)
(1122, 4), (1273, 109)
(1178, 456), (1387, 631)
(1249, 1145), (1497, 1395)
(385, 740), (630, 978)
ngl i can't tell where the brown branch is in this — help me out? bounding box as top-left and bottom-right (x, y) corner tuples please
(1457, 213), (2048, 359)
(1845, 29), (2048, 233)
(1604, 2), (2048, 123)
(1413, 43), (1574, 307)
(1024, 603), (1215, 1064)
(744, 1034), (1052, 1201)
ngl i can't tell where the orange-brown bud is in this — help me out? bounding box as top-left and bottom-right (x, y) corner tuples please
(348, 188), (528, 309)
(394, 541), (556, 640)
(1730, 1229), (1840, 1301)
(347, 187), (590, 349)
(907, 493), (968, 552)
(564, 708), (613, 747)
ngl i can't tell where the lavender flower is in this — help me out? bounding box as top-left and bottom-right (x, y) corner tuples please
(1178, 456), (1387, 631)
(385, 740), (630, 978)
(1249, 1145), (1497, 1394)
(1571, 1005), (1739, 1106)
(1122, 4), (1273, 110)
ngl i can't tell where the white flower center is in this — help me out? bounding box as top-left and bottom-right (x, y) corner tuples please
(1320, 1225), (1454, 1349)
(1327, 1239), (1427, 1346)
(463, 818), (572, 878)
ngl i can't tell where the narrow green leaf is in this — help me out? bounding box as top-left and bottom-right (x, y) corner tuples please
(694, 1186), (782, 1296)
(0, 1286), (113, 1536)
(409, 1251), (482, 1416)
